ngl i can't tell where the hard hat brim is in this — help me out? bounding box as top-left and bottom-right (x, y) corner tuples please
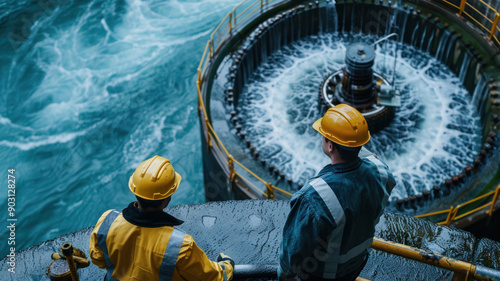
(312, 117), (323, 135)
(171, 171), (182, 196)
(313, 117), (333, 142)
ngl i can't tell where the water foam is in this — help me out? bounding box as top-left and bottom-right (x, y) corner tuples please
(237, 34), (481, 199)
(0, 128), (91, 151)
(123, 113), (167, 169)
(0, 0), (241, 256)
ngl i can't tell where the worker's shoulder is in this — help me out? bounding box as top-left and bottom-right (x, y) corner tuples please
(360, 152), (390, 168)
(100, 208), (123, 218)
(291, 182), (314, 200)
(181, 232), (195, 244)
(291, 181), (337, 223)
(174, 231), (201, 250)
(94, 209), (123, 225)
(296, 174), (334, 194)
(360, 157), (394, 181)
(291, 181), (326, 207)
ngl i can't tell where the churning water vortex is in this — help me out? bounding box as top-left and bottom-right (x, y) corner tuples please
(236, 34), (482, 200)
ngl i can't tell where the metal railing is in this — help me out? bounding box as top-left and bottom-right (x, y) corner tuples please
(438, 0), (500, 47)
(197, 0), (499, 216)
(197, 0), (291, 199)
(414, 184), (500, 226)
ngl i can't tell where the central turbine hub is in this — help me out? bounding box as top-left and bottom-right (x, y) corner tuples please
(319, 42), (399, 132)
(341, 43), (377, 107)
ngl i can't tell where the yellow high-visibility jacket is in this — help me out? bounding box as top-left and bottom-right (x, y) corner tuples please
(89, 202), (233, 281)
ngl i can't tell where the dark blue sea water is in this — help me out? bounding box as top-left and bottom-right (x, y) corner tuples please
(0, 0), (240, 257)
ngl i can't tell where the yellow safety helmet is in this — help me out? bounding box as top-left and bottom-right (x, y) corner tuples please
(312, 104), (370, 147)
(128, 156), (182, 200)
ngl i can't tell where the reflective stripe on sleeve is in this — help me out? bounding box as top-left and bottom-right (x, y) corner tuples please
(159, 228), (185, 281)
(219, 261), (228, 281)
(96, 209), (122, 281)
(310, 178), (346, 279)
(358, 147), (374, 158)
(366, 155), (390, 203)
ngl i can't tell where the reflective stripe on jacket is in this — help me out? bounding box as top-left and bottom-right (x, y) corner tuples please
(89, 207), (233, 281)
(279, 149), (395, 280)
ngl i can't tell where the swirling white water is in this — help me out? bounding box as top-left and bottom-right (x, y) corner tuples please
(237, 34), (482, 200)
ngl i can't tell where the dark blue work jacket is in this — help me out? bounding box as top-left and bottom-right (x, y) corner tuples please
(279, 150), (396, 280)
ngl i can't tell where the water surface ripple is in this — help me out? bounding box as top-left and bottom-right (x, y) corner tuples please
(0, 0), (240, 256)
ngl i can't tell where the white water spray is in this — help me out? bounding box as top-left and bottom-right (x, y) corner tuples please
(237, 34), (481, 200)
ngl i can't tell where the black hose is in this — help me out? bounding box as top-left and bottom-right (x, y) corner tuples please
(233, 264), (278, 279)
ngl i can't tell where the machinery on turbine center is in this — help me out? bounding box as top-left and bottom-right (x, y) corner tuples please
(320, 37), (401, 132)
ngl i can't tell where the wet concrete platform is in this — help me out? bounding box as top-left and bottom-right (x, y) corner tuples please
(1, 200), (499, 280)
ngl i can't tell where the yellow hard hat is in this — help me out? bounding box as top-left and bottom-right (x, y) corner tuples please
(312, 104), (370, 147)
(128, 156), (182, 200)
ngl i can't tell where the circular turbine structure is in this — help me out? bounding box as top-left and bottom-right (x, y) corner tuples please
(200, 1), (500, 215)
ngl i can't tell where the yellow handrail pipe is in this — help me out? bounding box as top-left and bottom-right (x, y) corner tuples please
(266, 182), (275, 199)
(491, 13), (500, 40)
(459, 0), (467, 15)
(228, 155), (236, 183)
(442, 206), (458, 226)
(229, 13), (233, 32)
(436, 0), (500, 44)
(414, 184), (500, 225)
(371, 237), (500, 280)
(488, 184), (500, 221)
(232, 0), (248, 26)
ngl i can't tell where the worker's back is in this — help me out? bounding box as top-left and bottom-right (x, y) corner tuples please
(89, 156), (234, 281)
(322, 155), (393, 276)
(90, 204), (233, 281)
(280, 105), (395, 281)
(280, 154), (394, 279)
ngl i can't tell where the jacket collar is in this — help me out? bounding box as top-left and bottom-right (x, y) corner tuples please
(317, 157), (362, 176)
(122, 202), (184, 228)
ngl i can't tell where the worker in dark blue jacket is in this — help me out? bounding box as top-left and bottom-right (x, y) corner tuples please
(279, 104), (396, 281)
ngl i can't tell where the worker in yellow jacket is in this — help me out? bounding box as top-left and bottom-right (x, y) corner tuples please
(89, 155), (234, 281)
